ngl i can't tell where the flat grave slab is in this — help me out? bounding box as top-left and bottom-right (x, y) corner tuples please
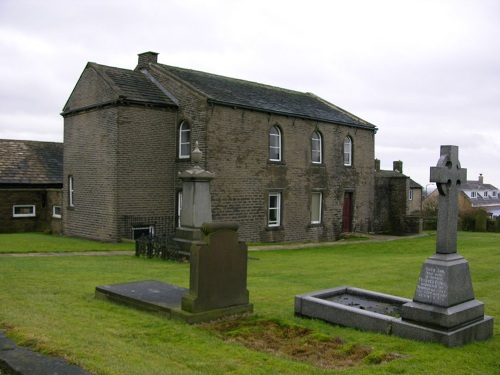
(95, 280), (188, 318)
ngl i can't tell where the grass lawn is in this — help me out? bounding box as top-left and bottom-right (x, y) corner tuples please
(0, 232), (134, 253)
(0, 232), (498, 374)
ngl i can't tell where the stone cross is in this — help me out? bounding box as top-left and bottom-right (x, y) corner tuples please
(430, 145), (467, 254)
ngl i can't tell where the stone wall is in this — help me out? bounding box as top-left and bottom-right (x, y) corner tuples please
(374, 174), (409, 235)
(0, 188), (62, 234)
(202, 105), (375, 242)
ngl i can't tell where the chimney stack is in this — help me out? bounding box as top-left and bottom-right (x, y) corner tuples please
(479, 174), (484, 185)
(375, 159), (381, 172)
(137, 51), (158, 69)
(393, 160), (403, 174)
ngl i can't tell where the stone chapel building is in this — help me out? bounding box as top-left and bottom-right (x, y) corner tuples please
(61, 52), (378, 243)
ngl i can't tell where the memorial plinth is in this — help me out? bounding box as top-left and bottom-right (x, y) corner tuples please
(174, 142), (215, 256)
(295, 145), (494, 347)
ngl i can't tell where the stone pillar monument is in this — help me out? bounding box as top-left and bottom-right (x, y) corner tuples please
(175, 142), (215, 255)
(400, 145), (493, 346)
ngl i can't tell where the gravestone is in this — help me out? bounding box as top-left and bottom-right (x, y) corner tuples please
(171, 222), (253, 323)
(398, 145), (494, 346)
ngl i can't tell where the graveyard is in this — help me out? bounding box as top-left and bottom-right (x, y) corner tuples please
(0, 231), (498, 374)
(0, 146), (498, 374)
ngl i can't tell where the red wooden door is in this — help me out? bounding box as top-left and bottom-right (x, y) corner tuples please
(342, 192), (353, 232)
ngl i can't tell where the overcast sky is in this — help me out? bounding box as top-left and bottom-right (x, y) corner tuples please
(1, 0), (499, 189)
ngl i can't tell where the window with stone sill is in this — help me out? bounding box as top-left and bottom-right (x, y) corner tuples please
(343, 136), (352, 166)
(311, 192), (322, 224)
(269, 126), (282, 162)
(178, 121), (191, 159)
(311, 131), (322, 164)
(53, 205), (61, 218)
(268, 192), (281, 227)
(13, 205), (35, 218)
(68, 175), (74, 207)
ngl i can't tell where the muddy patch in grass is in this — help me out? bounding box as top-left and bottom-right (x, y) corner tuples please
(200, 315), (401, 369)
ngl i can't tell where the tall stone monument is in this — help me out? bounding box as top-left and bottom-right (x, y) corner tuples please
(400, 145), (494, 346)
(294, 146), (493, 346)
(175, 141), (214, 255)
(95, 142), (253, 323)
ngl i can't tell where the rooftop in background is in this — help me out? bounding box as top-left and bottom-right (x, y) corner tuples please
(0, 139), (63, 186)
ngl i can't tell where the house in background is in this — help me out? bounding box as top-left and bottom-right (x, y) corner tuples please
(0, 139), (63, 234)
(459, 174), (500, 217)
(425, 174), (500, 218)
(61, 51), (378, 243)
(374, 160), (423, 234)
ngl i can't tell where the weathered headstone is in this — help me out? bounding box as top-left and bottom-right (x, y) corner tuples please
(399, 145), (494, 346)
(171, 222), (253, 323)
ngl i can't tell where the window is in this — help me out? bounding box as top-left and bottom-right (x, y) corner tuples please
(311, 131), (322, 164)
(13, 205), (35, 217)
(484, 191), (488, 197)
(176, 191), (183, 227)
(52, 205), (61, 218)
(178, 121), (191, 159)
(268, 192), (281, 227)
(269, 126), (282, 161)
(471, 191), (477, 198)
(408, 189), (413, 201)
(343, 136), (352, 166)
(311, 192), (322, 224)
(68, 175), (74, 207)
(493, 191), (497, 197)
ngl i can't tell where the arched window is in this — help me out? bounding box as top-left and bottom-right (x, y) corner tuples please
(269, 126), (282, 161)
(343, 136), (352, 166)
(178, 121), (191, 159)
(311, 131), (322, 164)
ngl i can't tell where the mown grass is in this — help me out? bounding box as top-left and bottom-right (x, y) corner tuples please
(0, 232), (134, 253)
(0, 232), (498, 374)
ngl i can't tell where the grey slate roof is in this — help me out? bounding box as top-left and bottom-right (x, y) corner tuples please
(375, 170), (407, 179)
(460, 181), (498, 191)
(156, 64), (376, 129)
(0, 139), (63, 186)
(63, 63), (177, 115)
(410, 179), (422, 189)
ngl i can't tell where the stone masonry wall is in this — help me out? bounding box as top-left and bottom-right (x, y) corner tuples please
(0, 188), (61, 234)
(374, 175), (409, 234)
(204, 105), (375, 242)
(63, 107), (119, 241)
(116, 106), (178, 238)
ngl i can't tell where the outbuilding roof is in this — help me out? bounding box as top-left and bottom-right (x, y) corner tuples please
(0, 139), (63, 186)
(155, 64), (376, 130)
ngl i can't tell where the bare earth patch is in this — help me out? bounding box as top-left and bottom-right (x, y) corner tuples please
(200, 315), (401, 370)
